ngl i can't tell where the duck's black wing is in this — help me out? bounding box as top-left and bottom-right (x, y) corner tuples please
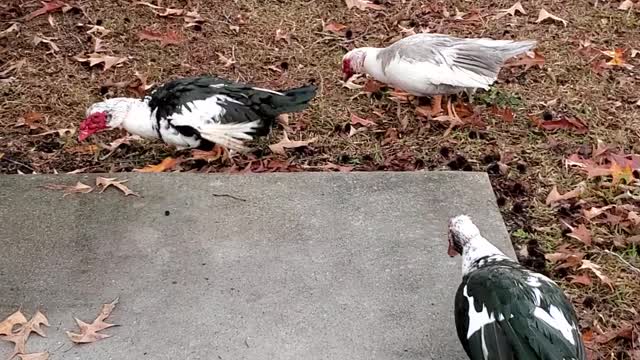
(147, 76), (316, 134)
(454, 259), (586, 360)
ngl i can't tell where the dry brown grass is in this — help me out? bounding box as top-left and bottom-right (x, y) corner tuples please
(2, 0), (640, 357)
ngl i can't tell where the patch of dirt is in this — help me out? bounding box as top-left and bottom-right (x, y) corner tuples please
(2, 0), (640, 357)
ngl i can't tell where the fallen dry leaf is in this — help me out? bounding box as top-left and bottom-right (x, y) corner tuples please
(269, 131), (316, 155)
(530, 115), (588, 133)
(545, 250), (585, 270)
(363, 79), (385, 94)
(568, 274), (592, 286)
(275, 29), (291, 44)
(135, 1), (183, 16)
(302, 162), (354, 172)
(595, 323), (634, 343)
(583, 205), (616, 220)
(102, 73), (152, 97)
(345, 0), (384, 11)
(96, 177), (140, 197)
(184, 10), (205, 28)
(350, 113), (377, 127)
(0, 23), (19, 38)
(546, 183), (584, 206)
(0, 310), (28, 336)
(138, 29), (183, 47)
(64, 144), (99, 155)
(323, 21), (347, 34)
(610, 161), (635, 184)
(602, 48), (634, 70)
(86, 25), (111, 37)
(495, 1), (526, 19)
(618, 0), (635, 10)
(134, 157), (179, 173)
(25, 0), (66, 21)
(32, 128), (75, 137)
(504, 50), (545, 70)
(216, 52), (236, 68)
(17, 353), (49, 360)
(535, 8), (568, 27)
(15, 111), (46, 129)
(67, 298), (119, 344)
(32, 35), (59, 52)
(490, 106), (514, 123)
(566, 223), (592, 246)
(0, 59), (27, 79)
(579, 260), (613, 289)
(104, 135), (143, 151)
(74, 53), (128, 71)
(0, 311), (49, 359)
(627, 235), (640, 245)
(156, 7), (184, 16)
(43, 181), (94, 196)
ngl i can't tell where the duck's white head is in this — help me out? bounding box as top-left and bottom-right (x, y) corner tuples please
(78, 98), (137, 141)
(447, 215), (481, 257)
(341, 48), (368, 81)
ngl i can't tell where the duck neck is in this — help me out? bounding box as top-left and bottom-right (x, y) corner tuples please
(118, 98), (158, 139)
(461, 235), (507, 275)
(361, 47), (386, 82)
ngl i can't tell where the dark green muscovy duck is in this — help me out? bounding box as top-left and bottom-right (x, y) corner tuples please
(447, 215), (586, 360)
(78, 76), (317, 152)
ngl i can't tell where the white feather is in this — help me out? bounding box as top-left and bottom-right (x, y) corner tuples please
(378, 53), (495, 94)
(533, 305), (577, 345)
(163, 95), (259, 151)
(464, 285), (504, 339)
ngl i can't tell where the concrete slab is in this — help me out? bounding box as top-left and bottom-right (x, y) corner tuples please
(0, 172), (513, 360)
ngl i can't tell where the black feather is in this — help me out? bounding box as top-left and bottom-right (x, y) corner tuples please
(146, 76), (317, 149)
(454, 258), (586, 360)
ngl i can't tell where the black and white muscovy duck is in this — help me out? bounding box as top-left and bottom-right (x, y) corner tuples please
(78, 76), (317, 152)
(447, 215), (586, 360)
(341, 33), (536, 120)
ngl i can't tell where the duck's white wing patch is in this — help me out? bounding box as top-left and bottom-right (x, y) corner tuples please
(533, 305), (578, 346)
(464, 285), (508, 339)
(169, 95), (228, 128)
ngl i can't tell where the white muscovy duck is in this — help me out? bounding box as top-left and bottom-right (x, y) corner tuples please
(78, 76), (317, 152)
(447, 215), (586, 360)
(342, 33), (536, 120)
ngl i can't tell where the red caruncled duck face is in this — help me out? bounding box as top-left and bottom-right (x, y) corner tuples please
(342, 58), (354, 81)
(78, 112), (108, 141)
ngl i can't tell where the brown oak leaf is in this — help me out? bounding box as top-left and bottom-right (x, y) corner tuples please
(43, 182), (94, 197)
(546, 183), (584, 206)
(566, 223), (592, 246)
(25, 0), (66, 21)
(269, 131), (316, 155)
(73, 53), (128, 71)
(96, 177), (140, 197)
(345, 0), (384, 10)
(0, 311), (49, 359)
(579, 260), (613, 289)
(0, 310), (28, 336)
(67, 298), (119, 343)
(535, 8), (567, 26)
(138, 29), (183, 47)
